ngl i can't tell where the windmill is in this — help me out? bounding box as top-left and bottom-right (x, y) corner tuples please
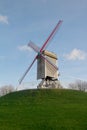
(19, 20), (63, 88)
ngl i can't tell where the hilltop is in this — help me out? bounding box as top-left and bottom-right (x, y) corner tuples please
(0, 89), (87, 130)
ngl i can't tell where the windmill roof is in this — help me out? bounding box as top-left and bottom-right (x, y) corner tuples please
(42, 50), (57, 59)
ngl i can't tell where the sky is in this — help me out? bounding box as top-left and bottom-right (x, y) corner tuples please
(0, 0), (87, 89)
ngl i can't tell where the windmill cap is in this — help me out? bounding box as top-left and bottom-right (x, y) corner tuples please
(42, 50), (58, 59)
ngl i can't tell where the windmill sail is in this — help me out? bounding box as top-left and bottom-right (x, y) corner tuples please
(19, 56), (37, 84)
(40, 20), (63, 52)
(19, 20), (63, 84)
(28, 41), (40, 53)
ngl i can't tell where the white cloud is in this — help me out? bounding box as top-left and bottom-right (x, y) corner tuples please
(18, 45), (32, 52)
(64, 48), (87, 60)
(0, 15), (9, 24)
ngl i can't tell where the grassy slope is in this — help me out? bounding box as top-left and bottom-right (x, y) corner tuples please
(0, 89), (87, 130)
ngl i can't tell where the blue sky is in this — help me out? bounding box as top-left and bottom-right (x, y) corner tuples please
(0, 0), (87, 88)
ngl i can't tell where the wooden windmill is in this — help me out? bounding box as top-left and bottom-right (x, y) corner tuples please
(19, 20), (63, 88)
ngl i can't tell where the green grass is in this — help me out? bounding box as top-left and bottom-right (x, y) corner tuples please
(0, 89), (87, 130)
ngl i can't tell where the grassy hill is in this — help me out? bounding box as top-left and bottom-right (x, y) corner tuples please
(0, 89), (87, 130)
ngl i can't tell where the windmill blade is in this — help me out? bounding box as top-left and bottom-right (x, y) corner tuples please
(28, 41), (40, 53)
(41, 54), (58, 70)
(40, 20), (63, 52)
(19, 56), (37, 84)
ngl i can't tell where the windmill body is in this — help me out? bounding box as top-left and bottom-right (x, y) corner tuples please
(37, 50), (58, 80)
